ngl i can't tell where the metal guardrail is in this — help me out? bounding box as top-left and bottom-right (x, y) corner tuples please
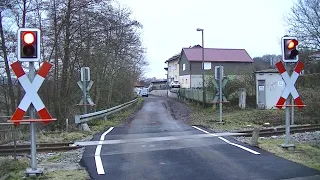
(75, 98), (138, 124)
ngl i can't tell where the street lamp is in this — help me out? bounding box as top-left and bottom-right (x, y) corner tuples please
(197, 28), (205, 108)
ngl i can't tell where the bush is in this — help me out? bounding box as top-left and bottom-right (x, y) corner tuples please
(295, 88), (320, 124)
(296, 73), (320, 89)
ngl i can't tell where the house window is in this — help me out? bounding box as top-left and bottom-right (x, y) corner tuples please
(174, 64), (177, 70)
(183, 64), (186, 71)
(204, 62), (211, 70)
(185, 79), (187, 84)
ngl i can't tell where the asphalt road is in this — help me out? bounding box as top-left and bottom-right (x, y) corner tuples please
(81, 96), (320, 180)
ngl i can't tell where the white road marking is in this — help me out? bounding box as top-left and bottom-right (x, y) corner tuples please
(192, 126), (260, 155)
(218, 137), (230, 143)
(95, 127), (114, 175)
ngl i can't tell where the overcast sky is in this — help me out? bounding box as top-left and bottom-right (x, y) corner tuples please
(119, 0), (295, 79)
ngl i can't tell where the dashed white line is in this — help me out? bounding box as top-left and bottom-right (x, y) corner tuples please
(95, 127), (114, 175)
(192, 126), (260, 155)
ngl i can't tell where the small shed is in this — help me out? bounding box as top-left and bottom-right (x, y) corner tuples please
(255, 69), (285, 109)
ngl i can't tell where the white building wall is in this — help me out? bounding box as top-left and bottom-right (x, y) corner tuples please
(256, 73), (285, 109)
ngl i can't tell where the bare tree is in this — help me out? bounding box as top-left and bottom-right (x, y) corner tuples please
(0, 11), (16, 114)
(1, 0), (147, 128)
(285, 0), (320, 49)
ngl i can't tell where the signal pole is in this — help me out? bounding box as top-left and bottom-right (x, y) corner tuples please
(280, 36), (300, 148)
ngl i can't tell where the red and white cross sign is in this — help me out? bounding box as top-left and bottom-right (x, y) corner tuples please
(275, 61), (304, 109)
(10, 61), (53, 125)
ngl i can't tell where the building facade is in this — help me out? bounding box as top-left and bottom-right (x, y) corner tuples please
(178, 46), (254, 88)
(165, 54), (180, 83)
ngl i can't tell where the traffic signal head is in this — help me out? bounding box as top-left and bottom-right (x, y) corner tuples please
(281, 37), (299, 62)
(17, 28), (41, 62)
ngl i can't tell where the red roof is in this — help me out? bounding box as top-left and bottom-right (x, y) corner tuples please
(183, 48), (253, 62)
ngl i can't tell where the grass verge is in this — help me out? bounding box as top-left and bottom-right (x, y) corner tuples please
(259, 139), (320, 171)
(0, 158), (90, 180)
(0, 158), (29, 179)
(189, 103), (285, 131)
(39, 170), (89, 180)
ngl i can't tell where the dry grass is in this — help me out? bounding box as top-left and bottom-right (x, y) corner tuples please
(38, 131), (92, 143)
(39, 170), (90, 180)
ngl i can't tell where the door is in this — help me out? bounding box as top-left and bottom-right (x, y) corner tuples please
(257, 80), (266, 109)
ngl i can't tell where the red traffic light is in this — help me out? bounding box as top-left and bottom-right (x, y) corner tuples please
(282, 37), (299, 62)
(287, 39), (298, 50)
(23, 32), (35, 44)
(18, 28), (40, 61)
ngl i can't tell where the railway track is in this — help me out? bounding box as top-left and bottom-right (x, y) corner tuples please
(0, 142), (81, 156)
(0, 124), (319, 156)
(235, 124), (320, 137)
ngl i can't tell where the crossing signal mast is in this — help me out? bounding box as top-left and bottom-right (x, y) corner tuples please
(17, 28), (40, 61)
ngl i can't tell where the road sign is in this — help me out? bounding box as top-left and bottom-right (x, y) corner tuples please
(81, 67), (90, 81)
(78, 80), (94, 105)
(17, 28), (41, 62)
(275, 61), (304, 109)
(212, 77), (228, 103)
(215, 66), (224, 80)
(10, 61), (53, 125)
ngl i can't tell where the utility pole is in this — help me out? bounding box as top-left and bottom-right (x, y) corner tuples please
(219, 65), (223, 123)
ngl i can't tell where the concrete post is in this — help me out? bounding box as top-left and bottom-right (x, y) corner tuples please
(239, 88), (246, 109)
(250, 127), (260, 146)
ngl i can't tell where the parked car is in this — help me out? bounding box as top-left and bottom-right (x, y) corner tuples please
(170, 81), (180, 88)
(140, 88), (149, 97)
